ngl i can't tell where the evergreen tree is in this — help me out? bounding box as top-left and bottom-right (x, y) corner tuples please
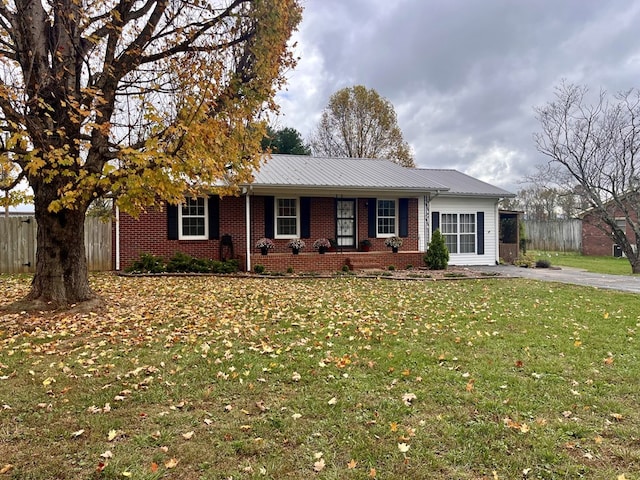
(424, 229), (449, 270)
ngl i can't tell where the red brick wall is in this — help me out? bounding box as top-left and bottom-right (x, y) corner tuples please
(244, 251), (425, 274)
(116, 195), (420, 271)
(582, 206), (638, 256)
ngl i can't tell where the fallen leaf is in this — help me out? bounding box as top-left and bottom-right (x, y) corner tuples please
(181, 430), (194, 440)
(347, 459), (358, 469)
(71, 429), (85, 438)
(328, 397), (337, 405)
(107, 429), (120, 441)
(313, 458), (325, 472)
(401, 393), (416, 406)
(369, 467), (377, 477)
(398, 442), (410, 453)
(165, 458), (179, 469)
(0, 465), (14, 474)
(150, 462), (158, 472)
(100, 450), (113, 459)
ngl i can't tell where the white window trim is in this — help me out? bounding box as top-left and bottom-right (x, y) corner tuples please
(376, 198), (398, 238)
(275, 197), (300, 239)
(439, 212), (477, 254)
(178, 197), (208, 240)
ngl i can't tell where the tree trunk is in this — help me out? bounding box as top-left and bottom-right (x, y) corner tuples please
(26, 196), (95, 307)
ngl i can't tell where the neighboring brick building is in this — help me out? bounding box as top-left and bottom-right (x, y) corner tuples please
(582, 201), (639, 257)
(114, 155), (514, 272)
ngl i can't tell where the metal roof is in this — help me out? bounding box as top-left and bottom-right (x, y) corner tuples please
(412, 168), (515, 198)
(245, 155), (513, 197)
(249, 155), (448, 191)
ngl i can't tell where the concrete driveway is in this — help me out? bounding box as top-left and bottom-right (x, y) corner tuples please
(473, 265), (640, 294)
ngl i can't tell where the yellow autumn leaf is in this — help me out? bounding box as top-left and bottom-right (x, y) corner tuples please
(313, 458), (325, 472)
(181, 430), (194, 440)
(347, 459), (358, 469)
(165, 458), (179, 469)
(0, 464), (14, 474)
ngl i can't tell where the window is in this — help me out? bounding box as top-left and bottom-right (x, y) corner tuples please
(276, 198), (298, 238)
(615, 217), (626, 233)
(440, 213), (476, 254)
(377, 199), (396, 236)
(459, 214), (476, 254)
(441, 214), (458, 254)
(179, 197), (208, 240)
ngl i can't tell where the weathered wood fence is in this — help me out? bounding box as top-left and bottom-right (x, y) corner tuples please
(524, 219), (582, 252)
(0, 216), (112, 273)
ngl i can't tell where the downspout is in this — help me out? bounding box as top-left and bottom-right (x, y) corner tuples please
(115, 205), (120, 271)
(245, 188), (251, 272)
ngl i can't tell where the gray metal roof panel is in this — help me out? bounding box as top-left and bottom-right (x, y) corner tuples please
(412, 169), (515, 197)
(250, 155), (449, 191)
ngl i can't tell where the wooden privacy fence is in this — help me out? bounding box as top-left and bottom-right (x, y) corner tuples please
(0, 216), (112, 273)
(524, 219), (582, 252)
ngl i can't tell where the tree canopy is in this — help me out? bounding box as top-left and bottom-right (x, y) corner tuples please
(261, 126), (311, 155)
(310, 85), (414, 167)
(0, 0), (302, 307)
(534, 82), (640, 272)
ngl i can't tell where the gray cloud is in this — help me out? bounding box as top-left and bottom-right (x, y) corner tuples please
(276, 0), (640, 192)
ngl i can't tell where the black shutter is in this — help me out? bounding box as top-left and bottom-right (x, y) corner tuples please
(208, 196), (220, 240)
(167, 203), (179, 240)
(368, 198), (377, 238)
(399, 198), (409, 237)
(264, 196), (275, 238)
(300, 197), (311, 238)
(477, 211), (485, 255)
(431, 211), (440, 236)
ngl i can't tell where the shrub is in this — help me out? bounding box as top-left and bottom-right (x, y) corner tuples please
(286, 266), (294, 274)
(166, 252), (212, 273)
(254, 264), (266, 274)
(212, 259), (239, 274)
(514, 253), (536, 268)
(424, 229), (449, 270)
(388, 265), (395, 271)
(405, 264), (413, 270)
(126, 253), (166, 273)
(341, 264), (350, 272)
(535, 258), (551, 269)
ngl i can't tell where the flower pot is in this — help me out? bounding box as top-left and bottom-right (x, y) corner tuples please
(260, 247), (269, 256)
(318, 247), (327, 254)
(392, 247), (398, 253)
(361, 246), (371, 252)
(292, 248), (299, 255)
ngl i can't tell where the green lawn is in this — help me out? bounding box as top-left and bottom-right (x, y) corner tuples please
(1, 273), (639, 479)
(533, 250), (638, 275)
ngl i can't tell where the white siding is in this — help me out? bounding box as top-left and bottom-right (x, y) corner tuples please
(429, 197), (499, 266)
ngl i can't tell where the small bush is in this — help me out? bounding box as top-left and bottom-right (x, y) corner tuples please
(514, 253), (536, 268)
(535, 258), (551, 269)
(342, 264), (350, 272)
(254, 264), (266, 274)
(405, 264), (413, 270)
(424, 229), (449, 270)
(286, 266), (294, 274)
(388, 265), (395, 271)
(126, 253), (166, 273)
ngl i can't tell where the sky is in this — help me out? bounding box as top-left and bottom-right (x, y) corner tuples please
(274, 0), (640, 193)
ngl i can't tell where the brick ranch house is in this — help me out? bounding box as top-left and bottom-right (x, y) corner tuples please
(581, 197), (639, 257)
(114, 155), (514, 272)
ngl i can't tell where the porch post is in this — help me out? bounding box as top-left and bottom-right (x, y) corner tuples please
(245, 192), (251, 272)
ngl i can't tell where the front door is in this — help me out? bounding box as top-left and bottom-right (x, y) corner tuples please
(336, 199), (356, 248)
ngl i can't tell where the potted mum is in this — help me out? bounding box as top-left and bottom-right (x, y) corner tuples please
(313, 238), (331, 254)
(359, 239), (372, 252)
(255, 237), (275, 255)
(287, 238), (306, 255)
(384, 236), (403, 253)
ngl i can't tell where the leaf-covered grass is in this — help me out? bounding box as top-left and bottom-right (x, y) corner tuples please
(533, 250), (637, 275)
(1, 273), (639, 479)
